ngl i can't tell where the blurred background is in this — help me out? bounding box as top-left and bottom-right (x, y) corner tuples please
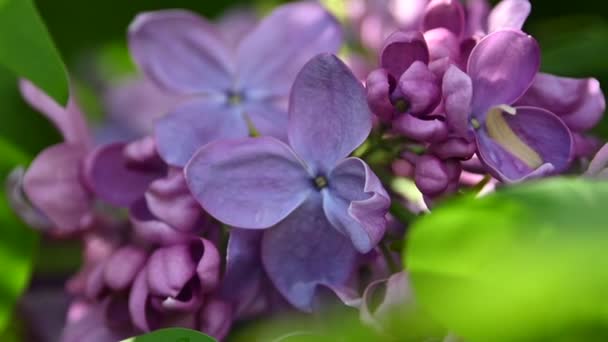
(0, 0), (607, 341)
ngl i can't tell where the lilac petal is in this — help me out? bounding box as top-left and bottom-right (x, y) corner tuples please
(236, 1), (342, 97)
(361, 272), (413, 330)
(380, 30), (430, 79)
(19, 80), (90, 146)
(468, 30), (540, 116)
(366, 68), (395, 122)
(196, 238), (221, 293)
(129, 269), (157, 332)
(476, 106), (573, 182)
(415, 155), (451, 196)
(398, 61), (441, 116)
(466, 0), (490, 36)
(186, 137), (312, 229)
(488, 0), (531, 33)
(5, 167), (52, 230)
(84, 143), (166, 207)
(424, 28), (461, 62)
(103, 246), (147, 291)
(130, 198), (193, 245)
(393, 115), (449, 143)
(146, 241), (199, 298)
(324, 158), (390, 253)
(23, 143), (91, 232)
(261, 197), (359, 312)
(155, 98), (249, 167)
(288, 54), (372, 173)
(442, 65), (473, 136)
(587, 144), (608, 177)
(128, 10), (233, 94)
(84, 261), (108, 300)
(216, 8), (258, 49)
(145, 170), (202, 232)
(514, 73), (606, 132)
(199, 297), (233, 340)
(61, 302), (134, 342)
(242, 99), (289, 141)
(423, 0), (466, 37)
(429, 137), (477, 160)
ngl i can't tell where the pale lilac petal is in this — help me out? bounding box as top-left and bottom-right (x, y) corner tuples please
(237, 1), (342, 97)
(514, 73), (606, 132)
(288, 54), (372, 173)
(488, 0), (531, 33)
(20, 80), (90, 146)
(129, 269), (155, 332)
(468, 30), (540, 116)
(424, 28), (461, 62)
(130, 198), (194, 245)
(380, 30), (429, 79)
(429, 137), (476, 160)
(324, 158), (390, 253)
(442, 65), (473, 136)
(84, 143), (166, 207)
(423, 0), (466, 37)
(477, 106), (573, 182)
(103, 246), (147, 291)
(415, 155), (451, 196)
(398, 61), (441, 116)
(242, 99), (289, 141)
(23, 144), (91, 232)
(5, 167), (52, 230)
(155, 99), (249, 167)
(586, 144), (608, 177)
(366, 68), (395, 122)
(196, 238), (221, 293)
(361, 272), (413, 330)
(393, 115), (449, 143)
(145, 170), (202, 232)
(199, 297), (233, 340)
(261, 197), (359, 311)
(128, 10), (233, 94)
(186, 137), (312, 229)
(466, 0), (490, 36)
(216, 8), (258, 48)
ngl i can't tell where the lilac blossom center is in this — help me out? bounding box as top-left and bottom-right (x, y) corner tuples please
(313, 175), (328, 190)
(225, 89), (245, 106)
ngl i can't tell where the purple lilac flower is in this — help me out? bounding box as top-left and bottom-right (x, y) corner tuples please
(185, 54), (390, 311)
(128, 1), (342, 167)
(16, 80), (94, 234)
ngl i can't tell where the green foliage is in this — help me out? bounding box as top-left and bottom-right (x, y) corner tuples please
(121, 328), (216, 342)
(0, 0), (68, 105)
(406, 178), (608, 341)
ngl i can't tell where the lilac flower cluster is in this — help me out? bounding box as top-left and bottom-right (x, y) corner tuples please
(6, 0), (606, 341)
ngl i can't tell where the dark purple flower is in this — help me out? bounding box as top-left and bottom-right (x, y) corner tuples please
(443, 30), (573, 182)
(185, 54), (390, 311)
(17, 80), (94, 233)
(128, 2), (342, 167)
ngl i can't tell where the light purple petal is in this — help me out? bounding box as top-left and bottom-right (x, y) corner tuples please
(429, 137), (477, 160)
(199, 297), (233, 340)
(23, 143), (91, 232)
(216, 8), (258, 49)
(20, 80), (90, 146)
(128, 10), (233, 94)
(477, 106), (573, 182)
(145, 170), (202, 232)
(242, 99), (289, 141)
(324, 158), (390, 253)
(186, 137), (312, 229)
(261, 197), (359, 312)
(424, 28), (461, 62)
(288, 54), (372, 173)
(415, 155), (451, 196)
(366, 68), (395, 122)
(442, 65), (473, 136)
(196, 238), (221, 293)
(468, 30), (540, 116)
(380, 30), (429, 79)
(104, 246), (147, 291)
(587, 144), (608, 177)
(393, 115), (448, 143)
(84, 143), (166, 207)
(129, 269), (156, 332)
(398, 61), (441, 116)
(488, 0), (531, 33)
(514, 73), (606, 132)
(130, 198), (194, 245)
(5, 167), (52, 230)
(423, 0), (466, 37)
(466, 0), (490, 36)
(236, 1), (342, 97)
(155, 98), (249, 167)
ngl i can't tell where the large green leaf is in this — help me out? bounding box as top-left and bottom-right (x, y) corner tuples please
(0, 0), (68, 105)
(406, 178), (608, 341)
(121, 328), (216, 342)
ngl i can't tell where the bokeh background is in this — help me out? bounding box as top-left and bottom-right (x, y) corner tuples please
(0, 0), (607, 341)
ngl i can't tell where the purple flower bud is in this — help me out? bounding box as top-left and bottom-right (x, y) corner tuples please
(415, 155), (451, 196)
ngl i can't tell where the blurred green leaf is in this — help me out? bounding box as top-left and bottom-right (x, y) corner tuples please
(121, 328), (216, 342)
(406, 178), (608, 341)
(0, 0), (68, 105)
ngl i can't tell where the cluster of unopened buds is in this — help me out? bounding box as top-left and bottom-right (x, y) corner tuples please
(6, 0), (607, 341)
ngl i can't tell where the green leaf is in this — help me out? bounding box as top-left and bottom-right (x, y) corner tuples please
(0, 0), (68, 105)
(406, 178), (608, 341)
(121, 328), (216, 342)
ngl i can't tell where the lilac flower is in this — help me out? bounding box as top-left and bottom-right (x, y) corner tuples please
(185, 54), (390, 311)
(442, 30), (573, 182)
(17, 80), (94, 234)
(128, 1), (342, 167)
